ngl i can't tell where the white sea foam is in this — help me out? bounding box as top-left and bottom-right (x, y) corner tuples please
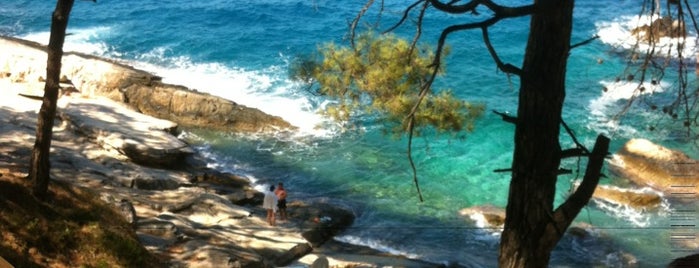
(596, 14), (697, 58)
(466, 213), (503, 238)
(593, 201), (649, 227)
(590, 186), (670, 228)
(21, 26), (114, 57)
(334, 235), (422, 260)
(589, 79), (664, 117)
(19, 28), (338, 139)
(124, 49), (338, 138)
(587, 79), (665, 137)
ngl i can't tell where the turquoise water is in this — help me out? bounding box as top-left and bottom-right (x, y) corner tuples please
(2, 1), (698, 266)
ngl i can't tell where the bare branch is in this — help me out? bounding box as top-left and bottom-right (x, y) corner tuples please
(613, 0), (699, 140)
(374, 0), (385, 29)
(427, 0), (534, 17)
(350, 0), (376, 48)
(557, 168), (572, 175)
(393, 0), (536, 203)
(399, 0), (533, 123)
(560, 148), (588, 159)
(560, 119), (589, 155)
(404, 20), (503, 133)
(383, 0), (426, 33)
(493, 110), (517, 124)
(494, 168), (512, 173)
(427, 0), (479, 14)
(550, 135), (610, 234)
(684, 0), (699, 33)
(482, 26), (523, 75)
(406, 117), (425, 202)
(407, 1), (430, 57)
(570, 35), (599, 50)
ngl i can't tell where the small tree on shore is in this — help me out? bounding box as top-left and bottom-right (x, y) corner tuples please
(29, 0), (75, 199)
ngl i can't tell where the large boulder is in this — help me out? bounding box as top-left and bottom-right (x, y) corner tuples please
(630, 16), (686, 43)
(608, 139), (698, 199)
(574, 182), (663, 210)
(668, 253), (699, 268)
(0, 36), (295, 133)
(59, 96), (194, 168)
(459, 204), (506, 229)
(289, 202), (355, 247)
(122, 84), (294, 133)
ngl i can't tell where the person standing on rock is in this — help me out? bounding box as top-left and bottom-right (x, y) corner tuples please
(263, 185), (278, 226)
(275, 182), (288, 221)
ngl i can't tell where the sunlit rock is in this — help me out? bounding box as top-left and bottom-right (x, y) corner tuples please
(458, 204), (506, 229)
(630, 16), (686, 43)
(0, 36), (295, 133)
(608, 139), (699, 199)
(59, 96), (193, 169)
(574, 182), (663, 210)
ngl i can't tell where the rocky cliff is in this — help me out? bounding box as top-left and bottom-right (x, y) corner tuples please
(0, 35), (295, 133)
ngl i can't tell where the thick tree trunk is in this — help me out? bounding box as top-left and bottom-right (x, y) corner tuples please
(29, 0), (74, 199)
(498, 0), (575, 267)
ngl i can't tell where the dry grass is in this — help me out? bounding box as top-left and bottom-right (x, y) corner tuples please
(0, 167), (164, 268)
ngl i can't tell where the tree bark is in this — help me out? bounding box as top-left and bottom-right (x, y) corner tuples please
(498, 0), (576, 266)
(29, 0), (75, 199)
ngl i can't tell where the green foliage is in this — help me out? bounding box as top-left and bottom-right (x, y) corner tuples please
(100, 227), (148, 267)
(291, 33), (484, 135)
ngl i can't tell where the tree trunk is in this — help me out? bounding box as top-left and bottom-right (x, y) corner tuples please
(29, 0), (75, 199)
(498, 0), (575, 266)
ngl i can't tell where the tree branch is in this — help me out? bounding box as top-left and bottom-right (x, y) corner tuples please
(407, 1), (430, 57)
(426, 0), (479, 14)
(557, 168), (572, 175)
(561, 118), (589, 154)
(350, 0), (376, 48)
(406, 116), (425, 202)
(427, 0), (534, 17)
(403, 1), (532, 123)
(550, 135), (610, 235)
(482, 26), (522, 75)
(493, 110), (517, 124)
(383, 0), (425, 33)
(570, 35), (599, 50)
(560, 148), (587, 159)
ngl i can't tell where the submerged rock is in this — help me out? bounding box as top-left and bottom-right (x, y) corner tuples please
(668, 253), (699, 268)
(608, 139), (699, 199)
(458, 204), (506, 229)
(574, 182), (663, 210)
(289, 202), (355, 247)
(563, 223), (639, 268)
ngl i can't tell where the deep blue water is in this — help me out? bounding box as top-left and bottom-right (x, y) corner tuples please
(2, 1), (698, 266)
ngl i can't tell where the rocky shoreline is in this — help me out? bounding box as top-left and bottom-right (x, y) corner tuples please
(0, 36), (437, 267)
(3, 34), (697, 267)
(1, 36), (294, 134)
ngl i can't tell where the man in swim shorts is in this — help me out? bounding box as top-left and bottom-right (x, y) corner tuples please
(275, 182), (288, 221)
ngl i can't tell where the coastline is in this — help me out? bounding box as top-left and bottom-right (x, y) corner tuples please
(0, 35), (439, 267)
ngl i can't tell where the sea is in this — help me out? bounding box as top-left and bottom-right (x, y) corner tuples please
(2, 1), (698, 267)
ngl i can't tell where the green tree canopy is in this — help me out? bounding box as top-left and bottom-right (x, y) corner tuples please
(292, 33), (484, 136)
